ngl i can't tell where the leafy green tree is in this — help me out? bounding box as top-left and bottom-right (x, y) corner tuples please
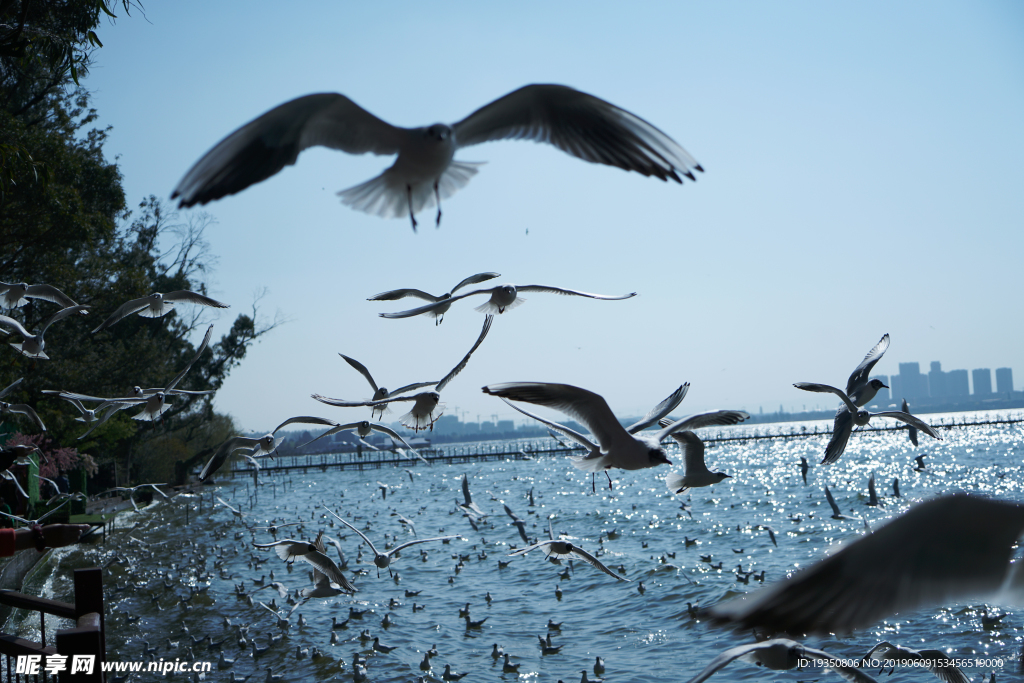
(1, 4), (281, 486)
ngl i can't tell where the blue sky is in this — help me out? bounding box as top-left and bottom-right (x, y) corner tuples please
(84, 1), (1024, 431)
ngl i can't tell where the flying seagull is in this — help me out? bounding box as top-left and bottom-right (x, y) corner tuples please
(314, 315), (493, 431)
(0, 282), (80, 311)
(172, 84), (703, 231)
(507, 540), (630, 582)
(484, 383), (711, 490)
(664, 431), (730, 494)
(861, 641), (969, 683)
(684, 639), (878, 683)
(368, 272), (499, 325)
(0, 305), (89, 359)
(379, 283), (636, 319)
(92, 290), (229, 333)
(200, 434), (282, 481)
(707, 494), (1024, 635)
(272, 415), (427, 464)
(254, 530), (356, 595)
(901, 398), (919, 447)
(45, 325), (215, 422)
(322, 505), (459, 578)
(812, 334), (891, 464)
(0, 378), (45, 431)
(794, 382), (940, 451)
(336, 354), (436, 420)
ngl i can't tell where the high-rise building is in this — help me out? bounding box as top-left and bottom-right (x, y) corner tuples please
(996, 367), (1014, 394)
(946, 369), (969, 396)
(897, 362), (929, 401)
(889, 374), (902, 405)
(928, 361), (946, 398)
(972, 368), (993, 396)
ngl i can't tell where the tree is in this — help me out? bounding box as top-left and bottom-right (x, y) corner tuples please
(1, 9), (281, 486)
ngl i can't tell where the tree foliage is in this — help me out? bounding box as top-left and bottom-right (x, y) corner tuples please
(0, 3), (279, 486)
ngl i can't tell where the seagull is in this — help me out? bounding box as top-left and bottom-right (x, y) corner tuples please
(313, 315), (493, 431)
(48, 325), (214, 422)
(272, 416), (426, 464)
(861, 641), (969, 683)
(337, 354), (437, 419)
(322, 504), (459, 578)
(503, 504), (530, 544)
(0, 282), (80, 311)
(200, 434), (282, 481)
(0, 379), (45, 431)
(810, 334), (891, 464)
(794, 382), (940, 453)
(55, 395), (128, 440)
(824, 486), (864, 522)
(441, 664), (468, 682)
(368, 273), (500, 325)
(457, 474), (486, 520)
(707, 494), (1024, 635)
(379, 283), (636, 319)
(92, 291), (229, 333)
(104, 483), (169, 511)
(664, 430), (732, 493)
(0, 304), (89, 359)
(0, 498), (70, 527)
(658, 412), (751, 492)
(508, 539), (630, 582)
(483, 382), (700, 490)
(172, 84), (703, 231)
(901, 398), (919, 447)
(0, 444), (42, 472)
(301, 532), (353, 598)
(253, 530), (357, 594)
(0, 399), (46, 432)
(684, 639), (878, 683)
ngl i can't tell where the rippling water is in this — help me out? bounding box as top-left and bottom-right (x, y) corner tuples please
(11, 410), (1024, 682)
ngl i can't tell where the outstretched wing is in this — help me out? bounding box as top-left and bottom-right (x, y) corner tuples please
(338, 354), (378, 392)
(453, 84), (702, 183)
(436, 315), (493, 392)
(449, 272), (500, 295)
(847, 333), (890, 396)
(173, 93), (405, 207)
(794, 382), (857, 414)
(516, 285), (637, 301)
(873, 412), (940, 440)
(164, 324), (214, 393)
(626, 384), (689, 434)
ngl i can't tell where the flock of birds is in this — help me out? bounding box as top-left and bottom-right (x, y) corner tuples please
(2, 83), (1018, 681)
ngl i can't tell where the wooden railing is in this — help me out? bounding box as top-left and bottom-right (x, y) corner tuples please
(0, 568), (105, 682)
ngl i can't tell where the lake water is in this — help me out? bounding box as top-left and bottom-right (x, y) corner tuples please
(12, 409), (1024, 682)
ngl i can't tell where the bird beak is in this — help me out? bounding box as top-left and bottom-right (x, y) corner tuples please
(722, 473), (732, 478)
(881, 382), (889, 389)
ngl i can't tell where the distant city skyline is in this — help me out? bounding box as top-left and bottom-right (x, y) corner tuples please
(869, 361), (1016, 407)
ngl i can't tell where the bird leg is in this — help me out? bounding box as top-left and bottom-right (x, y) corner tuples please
(605, 472), (614, 490)
(434, 181), (442, 228)
(591, 473), (596, 493)
(406, 185), (418, 233)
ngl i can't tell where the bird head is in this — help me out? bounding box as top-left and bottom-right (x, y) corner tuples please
(714, 472), (732, 482)
(648, 447), (672, 466)
(426, 124), (451, 141)
(869, 378), (889, 390)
